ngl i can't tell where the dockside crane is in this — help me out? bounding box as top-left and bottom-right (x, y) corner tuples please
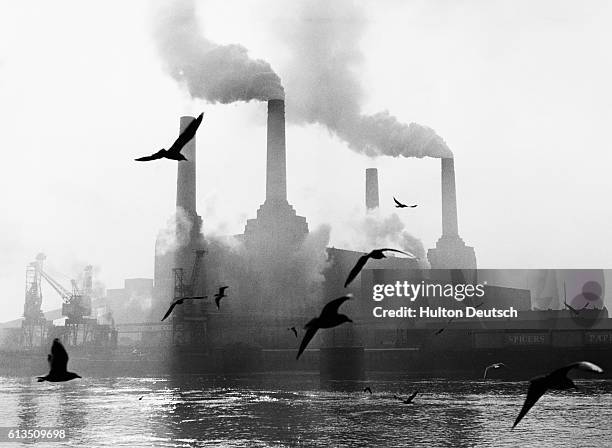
(21, 254), (116, 349)
(22, 253), (49, 348)
(38, 267), (93, 346)
(172, 249), (207, 345)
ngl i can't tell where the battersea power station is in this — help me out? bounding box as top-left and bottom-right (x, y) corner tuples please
(103, 96), (608, 380)
(143, 96), (485, 375)
(11, 97), (610, 380)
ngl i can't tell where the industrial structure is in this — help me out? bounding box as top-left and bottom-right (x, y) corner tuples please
(140, 97), (609, 379)
(3, 95), (610, 381)
(427, 158), (477, 269)
(22, 254), (48, 348)
(365, 168), (380, 211)
(18, 253), (116, 350)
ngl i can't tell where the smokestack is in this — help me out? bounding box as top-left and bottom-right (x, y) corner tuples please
(441, 158), (459, 237)
(243, 98), (309, 250)
(266, 99), (287, 203)
(176, 116), (197, 212)
(365, 168), (379, 211)
(428, 157), (477, 269)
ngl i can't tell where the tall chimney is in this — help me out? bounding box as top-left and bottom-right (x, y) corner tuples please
(428, 157), (477, 269)
(365, 168), (379, 211)
(243, 98), (309, 252)
(266, 99), (287, 203)
(441, 158), (459, 237)
(176, 116), (197, 213)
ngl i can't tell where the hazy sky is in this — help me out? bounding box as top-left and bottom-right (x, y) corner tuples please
(1, 0), (611, 321)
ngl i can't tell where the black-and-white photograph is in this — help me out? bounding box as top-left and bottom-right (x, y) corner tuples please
(0, 1), (611, 446)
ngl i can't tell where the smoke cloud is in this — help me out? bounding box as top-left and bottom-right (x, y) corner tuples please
(155, 207), (194, 256)
(152, 0), (283, 102)
(341, 211), (429, 268)
(72, 263), (106, 299)
(201, 225), (331, 319)
(151, 0), (450, 158)
(280, 0), (451, 158)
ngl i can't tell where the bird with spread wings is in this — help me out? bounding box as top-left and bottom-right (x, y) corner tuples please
(135, 113), (204, 162)
(296, 295), (353, 359)
(214, 286), (229, 309)
(37, 339), (81, 382)
(513, 361), (603, 428)
(161, 296), (208, 321)
(344, 248), (417, 288)
(393, 197), (417, 208)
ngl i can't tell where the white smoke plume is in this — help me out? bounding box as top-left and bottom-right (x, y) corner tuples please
(155, 207), (194, 256)
(72, 263), (106, 299)
(200, 225), (331, 318)
(280, 0), (451, 159)
(293, 224), (333, 286)
(152, 0), (283, 102)
(340, 211), (429, 268)
(150, 0), (451, 158)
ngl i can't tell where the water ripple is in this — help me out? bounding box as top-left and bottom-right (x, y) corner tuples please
(0, 375), (611, 447)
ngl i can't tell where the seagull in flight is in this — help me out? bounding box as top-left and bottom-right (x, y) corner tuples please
(483, 362), (507, 379)
(402, 391), (418, 404)
(435, 302), (484, 335)
(394, 391), (418, 404)
(296, 295), (353, 359)
(214, 286), (229, 309)
(37, 339), (81, 382)
(513, 361), (603, 428)
(344, 249), (416, 287)
(434, 317), (456, 335)
(393, 197), (417, 208)
(564, 301), (580, 315)
(135, 113), (203, 162)
(288, 327), (298, 338)
(161, 296), (208, 321)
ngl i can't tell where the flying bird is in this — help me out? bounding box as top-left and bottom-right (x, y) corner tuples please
(363, 386), (372, 394)
(214, 286), (229, 309)
(402, 391), (418, 404)
(394, 391), (418, 404)
(564, 301), (580, 315)
(135, 113), (204, 162)
(513, 361), (603, 428)
(483, 362), (507, 379)
(37, 339), (81, 382)
(288, 327), (298, 338)
(161, 296), (208, 321)
(434, 317), (456, 335)
(344, 249), (416, 287)
(435, 302), (484, 335)
(296, 295), (353, 359)
(393, 197), (417, 208)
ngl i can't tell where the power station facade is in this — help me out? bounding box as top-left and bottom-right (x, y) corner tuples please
(5, 98), (612, 381)
(148, 99), (473, 355)
(151, 99), (457, 312)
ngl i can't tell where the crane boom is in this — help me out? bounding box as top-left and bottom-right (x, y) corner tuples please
(39, 270), (72, 303)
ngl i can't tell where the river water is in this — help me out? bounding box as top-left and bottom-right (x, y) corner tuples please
(0, 374), (610, 447)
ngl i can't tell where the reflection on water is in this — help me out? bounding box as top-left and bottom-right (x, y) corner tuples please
(16, 379), (39, 432)
(0, 374), (611, 447)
